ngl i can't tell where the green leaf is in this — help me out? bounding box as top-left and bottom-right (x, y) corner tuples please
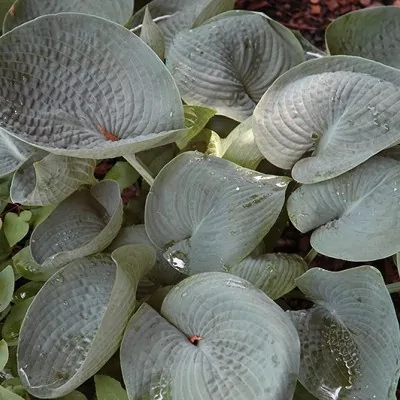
(287, 156), (400, 261)
(0, 128), (35, 179)
(140, 7), (165, 60)
(177, 105), (217, 150)
(95, 375), (128, 400)
(12, 281), (43, 303)
(291, 30), (326, 60)
(326, 6), (400, 69)
(221, 116), (264, 169)
(10, 154), (96, 206)
(121, 272), (300, 400)
(3, 210), (31, 247)
(145, 152), (290, 275)
(17, 244), (156, 398)
(30, 180), (123, 269)
(13, 246), (57, 282)
(253, 55), (400, 184)
(227, 253), (307, 300)
(2, 297), (34, 346)
(293, 382), (319, 400)
(182, 129), (224, 157)
(0, 339), (9, 371)
(58, 391), (88, 400)
(0, 265), (14, 313)
(0, 386), (25, 400)
(28, 204), (57, 228)
(290, 266), (400, 400)
(3, 0), (135, 32)
(105, 161), (140, 192)
(0, 13), (186, 159)
(166, 11), (304, 121)
(191, 0), (235, 28)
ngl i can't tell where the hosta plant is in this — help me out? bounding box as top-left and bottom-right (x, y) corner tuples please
(0, 1), (399, 399)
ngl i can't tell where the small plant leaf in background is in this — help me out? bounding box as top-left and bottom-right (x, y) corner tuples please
(30, 180), (123, 269)
(191, 0), (235, 28)
(326, 6), (400, 69)
(290, 266), (400, 400)
(121, 272), (300, 400)
(94, 375), (128, 400)
(17, 245), (156, 398)
(105, 161), (140, 193)
(0, 386), (25, 400)
(58, 391), (88, 400)
(287, 156), (400, 261)
(253, 55), (400, 184)
(0, 339), (9, 371)
(3, 0), (135, 32)
(140, 6), (165, 60)
(3, 210), (31, 247)
(145, 151), (290, 275)
(166, 11), (304, 121)
(0, 265), (14, 313)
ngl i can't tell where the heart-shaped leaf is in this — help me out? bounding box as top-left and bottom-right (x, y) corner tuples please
(121, 272), (300, 400)
(3, 0), (134, 32)
(290, 266), (400, 400)
(0, 13), (185, 159)
(94, 375), (128, 400)
(166, 11), (304, 121)
(0, 129), (35, 179)
(140, 7), (165, 60)
(253, 55), (400, 183)
(0, 339), (9, 371)
(326, 7), (400, 69)
(227, 253), (308, 300)
(17, 244), (156, 398)
(10, 154), (96, 206)
(0, 265), (14, 313)
(145, 151), (290, 275)
(30, 180), (123, 269)
(3, 210), (31, 247)
(287, 156), (400, 261)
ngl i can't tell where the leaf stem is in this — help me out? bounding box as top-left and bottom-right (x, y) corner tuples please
(304, 248), (318, 265)
(386, 282), (400, 294)
(124, 154), (155, 187)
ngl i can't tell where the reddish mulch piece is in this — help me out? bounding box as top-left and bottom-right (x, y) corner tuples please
(236, 0), (398, 48)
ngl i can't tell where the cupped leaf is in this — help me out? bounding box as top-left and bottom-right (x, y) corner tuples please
(140, 7), (165, 60)
(290, 266), (400, 400)
(3, 210), (31, 247)
(0, 13), (185, 159)
(145, 151), (290, 275)
(17, 244), (156, 398)
(3, 0), (134, 32)
(10, 154), (96, 206)
(0, 265), (14, 313)
(167, 11), (304, 121)
(0, 128), (34, 178)
(30, 180), (123, 269)
(94, 375), (128, 400)
(326, 6), (400, 69)
(0, 339), (9, 371)
(227, 253), (308, 300)
(121, 272), (300, 400)
(13, 246), (56, 282)
(287, 156), (400, 261)
(253, 55), (400, 183)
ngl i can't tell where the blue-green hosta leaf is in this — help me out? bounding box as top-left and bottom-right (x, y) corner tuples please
(30, 180), (123, 269)
(3, 0), (134, 32)
(3, 210), (31, 247)
(140, 7), (165, 60)
(94, 375), (128, 400)
(13, 246), (57, 282)
(191, 0), (235, 28)
(325, 7), (400, 69)
(131, 0), (233, 52)
(0, 13), (185, 159)
(221, 116), (264, 169)
(145, 151), (290, 275)
(0, 339), (8, 371)
(10, 154), (96, 206)
(0, 265), (14, 313)
(167, 11), (304, 121)
(17, 244), (156, 398)
(0, 386), (25, 400)
(109, 224), (184, 286)
(253, 55), (400, 184)
(121, 272), (300, 400)
(0, 129), (34, 178)
(290, 266), (400, 400)
(227, 253), (308, 300)
(287, 156), (400, 261)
